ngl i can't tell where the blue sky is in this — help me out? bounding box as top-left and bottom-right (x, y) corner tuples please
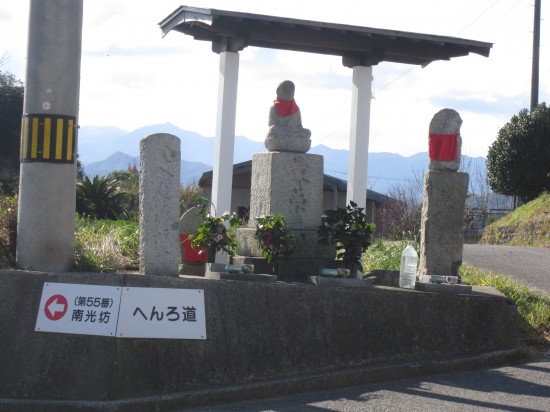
(1, 0), (548, 157)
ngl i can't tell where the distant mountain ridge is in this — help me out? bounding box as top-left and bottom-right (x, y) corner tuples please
(79, 123), (486, 194)
(84, 152), (211, 187)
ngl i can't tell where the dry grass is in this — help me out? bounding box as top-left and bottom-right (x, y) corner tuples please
(74, 215), (139, 272)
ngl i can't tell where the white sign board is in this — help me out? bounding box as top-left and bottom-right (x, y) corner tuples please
(35, 283), (121, 336)
(117, 287), (206, 340)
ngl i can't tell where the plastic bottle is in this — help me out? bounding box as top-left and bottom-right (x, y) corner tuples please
(399, 242), (418, 289)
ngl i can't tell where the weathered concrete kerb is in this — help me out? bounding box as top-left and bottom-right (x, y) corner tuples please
(0, 269), (519, 411)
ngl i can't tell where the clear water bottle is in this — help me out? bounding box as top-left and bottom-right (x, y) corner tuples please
(399, 242), (418, 289)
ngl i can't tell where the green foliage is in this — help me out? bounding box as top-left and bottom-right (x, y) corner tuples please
(189, 197), (241, 257)
(0, 71), (23, 181)
(76, 175), (127, 220)
(107, 169), (140, 220)
(0, 194), (18, 267)
(254, 214), (295, 266)
(461, 266), (550, 345)
(487, 103), (550, 202)
(74, 215), (139, 272)
(318, 201), (376, 271)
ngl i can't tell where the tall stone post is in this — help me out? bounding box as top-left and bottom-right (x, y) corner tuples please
(16, 0), (83, 271)
(139, 134), (181, 277)
(418, 109), (469, 280)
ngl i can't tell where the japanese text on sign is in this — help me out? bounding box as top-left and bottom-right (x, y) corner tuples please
(35, 283), (206, 340)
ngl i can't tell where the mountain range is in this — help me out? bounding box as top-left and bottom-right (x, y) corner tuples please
(79, 123), (487, 194)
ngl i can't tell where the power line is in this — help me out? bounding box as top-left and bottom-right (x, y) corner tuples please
(456, 0), (504, 35)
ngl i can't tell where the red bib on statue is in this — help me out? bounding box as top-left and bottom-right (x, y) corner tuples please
(429, 133), (459, 162)
(274, 99), (299, 117)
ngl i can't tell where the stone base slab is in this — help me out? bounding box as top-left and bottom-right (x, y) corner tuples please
(179, 263), (205, 277)
(232, 256), (345, 283)
(206, 272), (277, 283)
(0, 269), (519, 410)
(309, 276), (373, 288)
(415, 282), (473, 294)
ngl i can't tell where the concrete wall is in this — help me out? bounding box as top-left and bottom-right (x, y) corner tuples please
(0, 269), (519, 410)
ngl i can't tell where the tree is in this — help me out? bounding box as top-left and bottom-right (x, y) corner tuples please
(107, 165), (140, 220)
(376, 168), (424, 240)
(76, 175), (126, 220)
(0, 71), (24, 182)
(486, 103), (550, 202)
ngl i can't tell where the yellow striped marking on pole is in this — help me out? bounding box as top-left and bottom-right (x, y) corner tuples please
(43, 117), (51, 159)
(20, 114), (77, 163)
(56, 118), (64, 160)
(31, 117), (39, 159)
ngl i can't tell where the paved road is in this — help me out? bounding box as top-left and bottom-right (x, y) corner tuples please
(193, 361), (550, 411)
(463, 244), (550, 295)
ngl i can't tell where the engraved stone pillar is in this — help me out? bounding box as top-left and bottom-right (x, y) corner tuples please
(139, 133), (181, 277)
(248, 152), (323, 230)
(419, 108), (468, 280)
(418, 171), (469, 278)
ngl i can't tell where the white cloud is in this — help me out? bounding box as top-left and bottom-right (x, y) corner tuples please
(1, 0), (548, 158)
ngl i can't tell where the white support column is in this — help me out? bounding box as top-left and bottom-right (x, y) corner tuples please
(346, 66), (373, 210)
(211, 51), (239, 263)
(211, 51), (239, 216)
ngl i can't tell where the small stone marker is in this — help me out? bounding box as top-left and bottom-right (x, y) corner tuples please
(179, 207), (207, 265)
(139, 133), (181, 277)
(179, 207), (201, 235)
(419, 109), (469, 282)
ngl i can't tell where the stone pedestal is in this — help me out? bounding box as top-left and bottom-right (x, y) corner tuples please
(237, 152), (334, 282)
(418, 171), (469, 279)
(249, 152), (323, 230)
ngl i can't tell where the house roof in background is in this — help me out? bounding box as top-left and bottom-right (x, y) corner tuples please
(198, 160), (394, 204)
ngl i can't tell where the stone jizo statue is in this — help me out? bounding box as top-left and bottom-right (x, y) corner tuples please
(428, 108), (462, 172)
(265, 80), (311, 153)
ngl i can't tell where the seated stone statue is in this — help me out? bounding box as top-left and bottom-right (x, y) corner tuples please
(265, 80), (312, 153)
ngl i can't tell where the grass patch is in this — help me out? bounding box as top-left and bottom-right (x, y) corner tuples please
(74, 215), (139, 272)
(481, 192), (550, 247)
(362, 238), (419, 272)
(461, 265), (550, 350)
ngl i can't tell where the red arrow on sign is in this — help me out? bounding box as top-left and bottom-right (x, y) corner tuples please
(44, 294), (68, 321)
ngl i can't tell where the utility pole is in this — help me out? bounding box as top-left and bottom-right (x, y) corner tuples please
(531, 0), (541, 111)
(17, 0), (83, 271)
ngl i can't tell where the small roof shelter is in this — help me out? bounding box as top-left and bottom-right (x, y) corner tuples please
(159, 6), (492, 215)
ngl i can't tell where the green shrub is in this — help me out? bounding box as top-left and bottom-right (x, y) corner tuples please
(318, 201), (375, 272)
(255, 213), (295, 266)
(0, 194), (17, 267)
